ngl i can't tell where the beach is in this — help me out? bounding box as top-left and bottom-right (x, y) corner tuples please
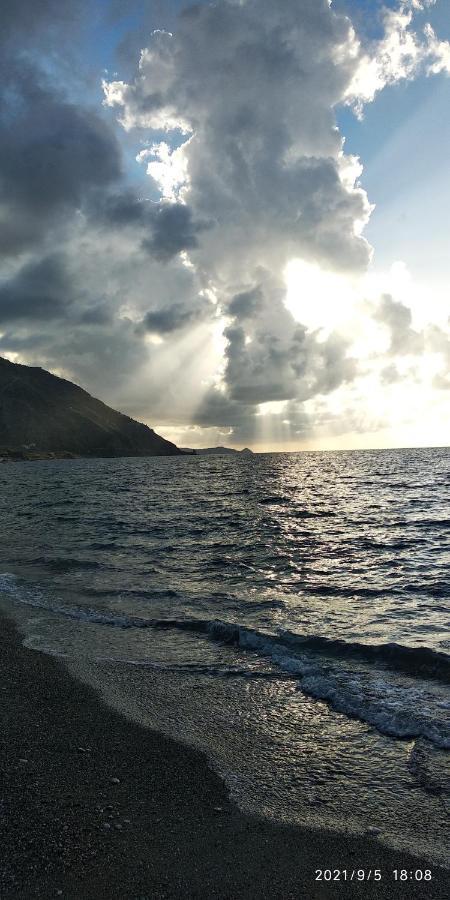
(1, 610), (448, 899)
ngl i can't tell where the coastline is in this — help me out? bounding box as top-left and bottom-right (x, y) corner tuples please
(0, 611), (447, 899)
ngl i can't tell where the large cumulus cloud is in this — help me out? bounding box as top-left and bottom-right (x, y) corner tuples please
(105, 1), (372, 275)
(103, 0), (375, 430)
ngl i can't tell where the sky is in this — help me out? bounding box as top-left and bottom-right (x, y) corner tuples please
(0, 0), (449, 451)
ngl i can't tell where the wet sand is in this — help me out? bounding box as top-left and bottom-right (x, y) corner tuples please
(0, 611), (448, 899)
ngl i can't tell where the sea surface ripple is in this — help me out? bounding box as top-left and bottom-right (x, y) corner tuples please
(1, 448), (449, 860)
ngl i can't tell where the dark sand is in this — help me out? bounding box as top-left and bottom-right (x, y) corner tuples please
(0, 612), (448, 899)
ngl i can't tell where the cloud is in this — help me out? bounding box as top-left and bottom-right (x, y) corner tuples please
(0, 0), (85, 50)
(105, 1), (372, 274)
(0, 64), (122, 258)
(98, 193), (208, 261)
(142, 202), (205, 261)
(0, 0), (213, 409)
(228, 287), (263, 320)
(426, 322), (450, 388)
(367, 294), (450, 398)
(195, 388), (255, 430)
(0, 0), (122, 257)
(0, 297), (151, 404)
(222, 283), (353, 404)
(380, 363), (403, 385)
(104, 0), (375, 426)
(1, 0), (449, 447)
(0, 255), (72, 323)
(374, 294), (424, 355)
(138, 299), (210, 335)
(346, 0), (450, 114)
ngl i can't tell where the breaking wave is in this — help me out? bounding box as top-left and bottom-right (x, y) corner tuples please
(1, 572), (449, 750)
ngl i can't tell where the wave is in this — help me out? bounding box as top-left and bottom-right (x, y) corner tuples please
(94, 657), (294, 680)
(83, 586), (181, 600)
(1, 572), (449, 749)
(29, 556), (103, 571)
(276, 629), (450, 681)
(291, 509), (337, 519)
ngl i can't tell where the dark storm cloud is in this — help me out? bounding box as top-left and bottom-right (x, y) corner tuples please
(0, 0), (214, 426)
(138, 299), (207, 335)
(99, 194), (207, 262)
(0, 0), (124, 263)
(0, 0), (148, 401)
(0, 255), (71, 323)
(100, 192), (148, 227)
(0, 312), (150, 402)
(142, 203), (203, 261)
(0, 64), (122, 257)
(77, 304), (114, 326)
(228, 287), (263, 319)
(0, 0), (85, 49)
(195, 387), (256, 430)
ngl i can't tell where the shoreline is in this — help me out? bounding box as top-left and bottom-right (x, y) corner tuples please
(0, 611), (448, 899)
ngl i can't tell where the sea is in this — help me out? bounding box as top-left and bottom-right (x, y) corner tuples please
(1, 447), (449, 863)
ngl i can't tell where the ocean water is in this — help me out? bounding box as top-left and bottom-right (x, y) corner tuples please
(1, 448), (449, 863)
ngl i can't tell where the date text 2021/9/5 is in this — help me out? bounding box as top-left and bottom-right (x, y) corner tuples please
(315, 869), (433, 882)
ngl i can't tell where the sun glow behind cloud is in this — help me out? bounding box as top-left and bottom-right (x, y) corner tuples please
(1, 0), (450, 453)
(281, 255), (450, 451)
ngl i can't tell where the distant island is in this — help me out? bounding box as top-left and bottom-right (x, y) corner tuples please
(186, 446), (254, 456)
(0, 357), (182, 460)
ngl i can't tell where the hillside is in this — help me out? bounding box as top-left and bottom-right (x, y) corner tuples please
(0, 357), (181, 458)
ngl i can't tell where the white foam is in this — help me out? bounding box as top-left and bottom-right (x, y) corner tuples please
(1, 573), (449, 749)
(300, 671), (450, 749)
(208, 621), (450, 749)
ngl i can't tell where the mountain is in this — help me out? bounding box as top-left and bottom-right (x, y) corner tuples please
(0, 357), (182, 458)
